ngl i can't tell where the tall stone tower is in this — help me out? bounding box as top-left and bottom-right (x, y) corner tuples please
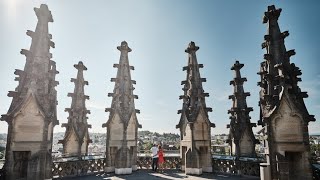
(0, 4), (58, 180)
(258, 5), (315, 180)
(59, 61), (92, 158)
(102, 41), (141, 175)
(176, 41), (215, 175)
(227, 61), (258, 158)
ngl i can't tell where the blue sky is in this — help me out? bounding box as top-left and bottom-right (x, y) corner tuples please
(0, 0), (319, 135)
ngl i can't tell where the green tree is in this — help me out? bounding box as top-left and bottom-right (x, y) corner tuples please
(143, 142), (153, 151)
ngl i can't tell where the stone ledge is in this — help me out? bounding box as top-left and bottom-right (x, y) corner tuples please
(185, 168), (202, 175)
(115, 168), (132, 175)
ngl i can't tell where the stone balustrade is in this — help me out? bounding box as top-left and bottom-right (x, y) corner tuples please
(137, 156), (181, 170)
(0, 154), (307, 179)
(213, 159), (237, 174)
(312, 164), (320, 180)
(52, 158), (106, 178)
(52, 154), (263, 178)
(212, 158), (260, 176)
(0, 159), (4, 180)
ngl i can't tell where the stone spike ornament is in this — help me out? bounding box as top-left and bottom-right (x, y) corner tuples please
(226, 61), (258, 159)
(102, 41), (141, 175)
(176, 42), (215, 175)
(1, 4), (58, 180)
(258, 5), (315, 180)
(59, 61), (92, 158)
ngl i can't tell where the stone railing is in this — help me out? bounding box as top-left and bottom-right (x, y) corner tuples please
(0, 159), (4, 180)
(212, 156), (261, 176)
(52, 154), (181, 178)
(213, 159), (237, 174)
(0, 169), (4, 180)
(52, 158), (105, 178)
(137, 156), (181, 169)
(136, 150), (181, 169)
(239, 160), (260, 176)
(51, 157), (320, 179)
(312, 164), (320, 180)
(52, 154), (263, 178)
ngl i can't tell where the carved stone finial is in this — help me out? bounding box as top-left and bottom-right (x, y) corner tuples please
(117, 41), (132, 52)
(34, 4), (53, 22)
(74, 61), (87, 70)
(231, 60), (244, 70)
(185, 41), (199, 53)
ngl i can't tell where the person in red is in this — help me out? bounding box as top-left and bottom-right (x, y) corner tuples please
(157, 145), (165, 173)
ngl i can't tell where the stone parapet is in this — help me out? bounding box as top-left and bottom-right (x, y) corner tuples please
(51, 155), (265, 178)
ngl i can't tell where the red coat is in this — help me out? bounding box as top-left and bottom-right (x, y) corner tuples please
(158, 150), (164, 163)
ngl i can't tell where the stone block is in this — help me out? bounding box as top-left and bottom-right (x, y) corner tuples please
(115, 168), (132, 175)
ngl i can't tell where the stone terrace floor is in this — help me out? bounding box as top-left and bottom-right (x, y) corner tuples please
(59, 170), (260, 180)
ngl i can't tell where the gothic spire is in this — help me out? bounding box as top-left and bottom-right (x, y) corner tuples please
(258, 5), (315, 179)
(103, 41), (141, 174)
(177, 41), (215, 128)
(227, 60), (257, 157)
(1, 4), (58, 125)
(258, 5), (315, 124)
(176, 41), (214, 175)
(103, 41), (141, 128)
(60, 61), (91, 156)
(1, 4), (58, 179)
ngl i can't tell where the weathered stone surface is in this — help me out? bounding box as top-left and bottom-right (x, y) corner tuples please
(59, 61), (92, 158)
(258, 5), (315, 180)
(227, 61), (258, 159)
(103, 41), (141, 175)
(176, 42), (214, 175)
(1, 4), (58, 180)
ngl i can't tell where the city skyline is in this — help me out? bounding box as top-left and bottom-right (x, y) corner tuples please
(0, 0), (319, 135)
